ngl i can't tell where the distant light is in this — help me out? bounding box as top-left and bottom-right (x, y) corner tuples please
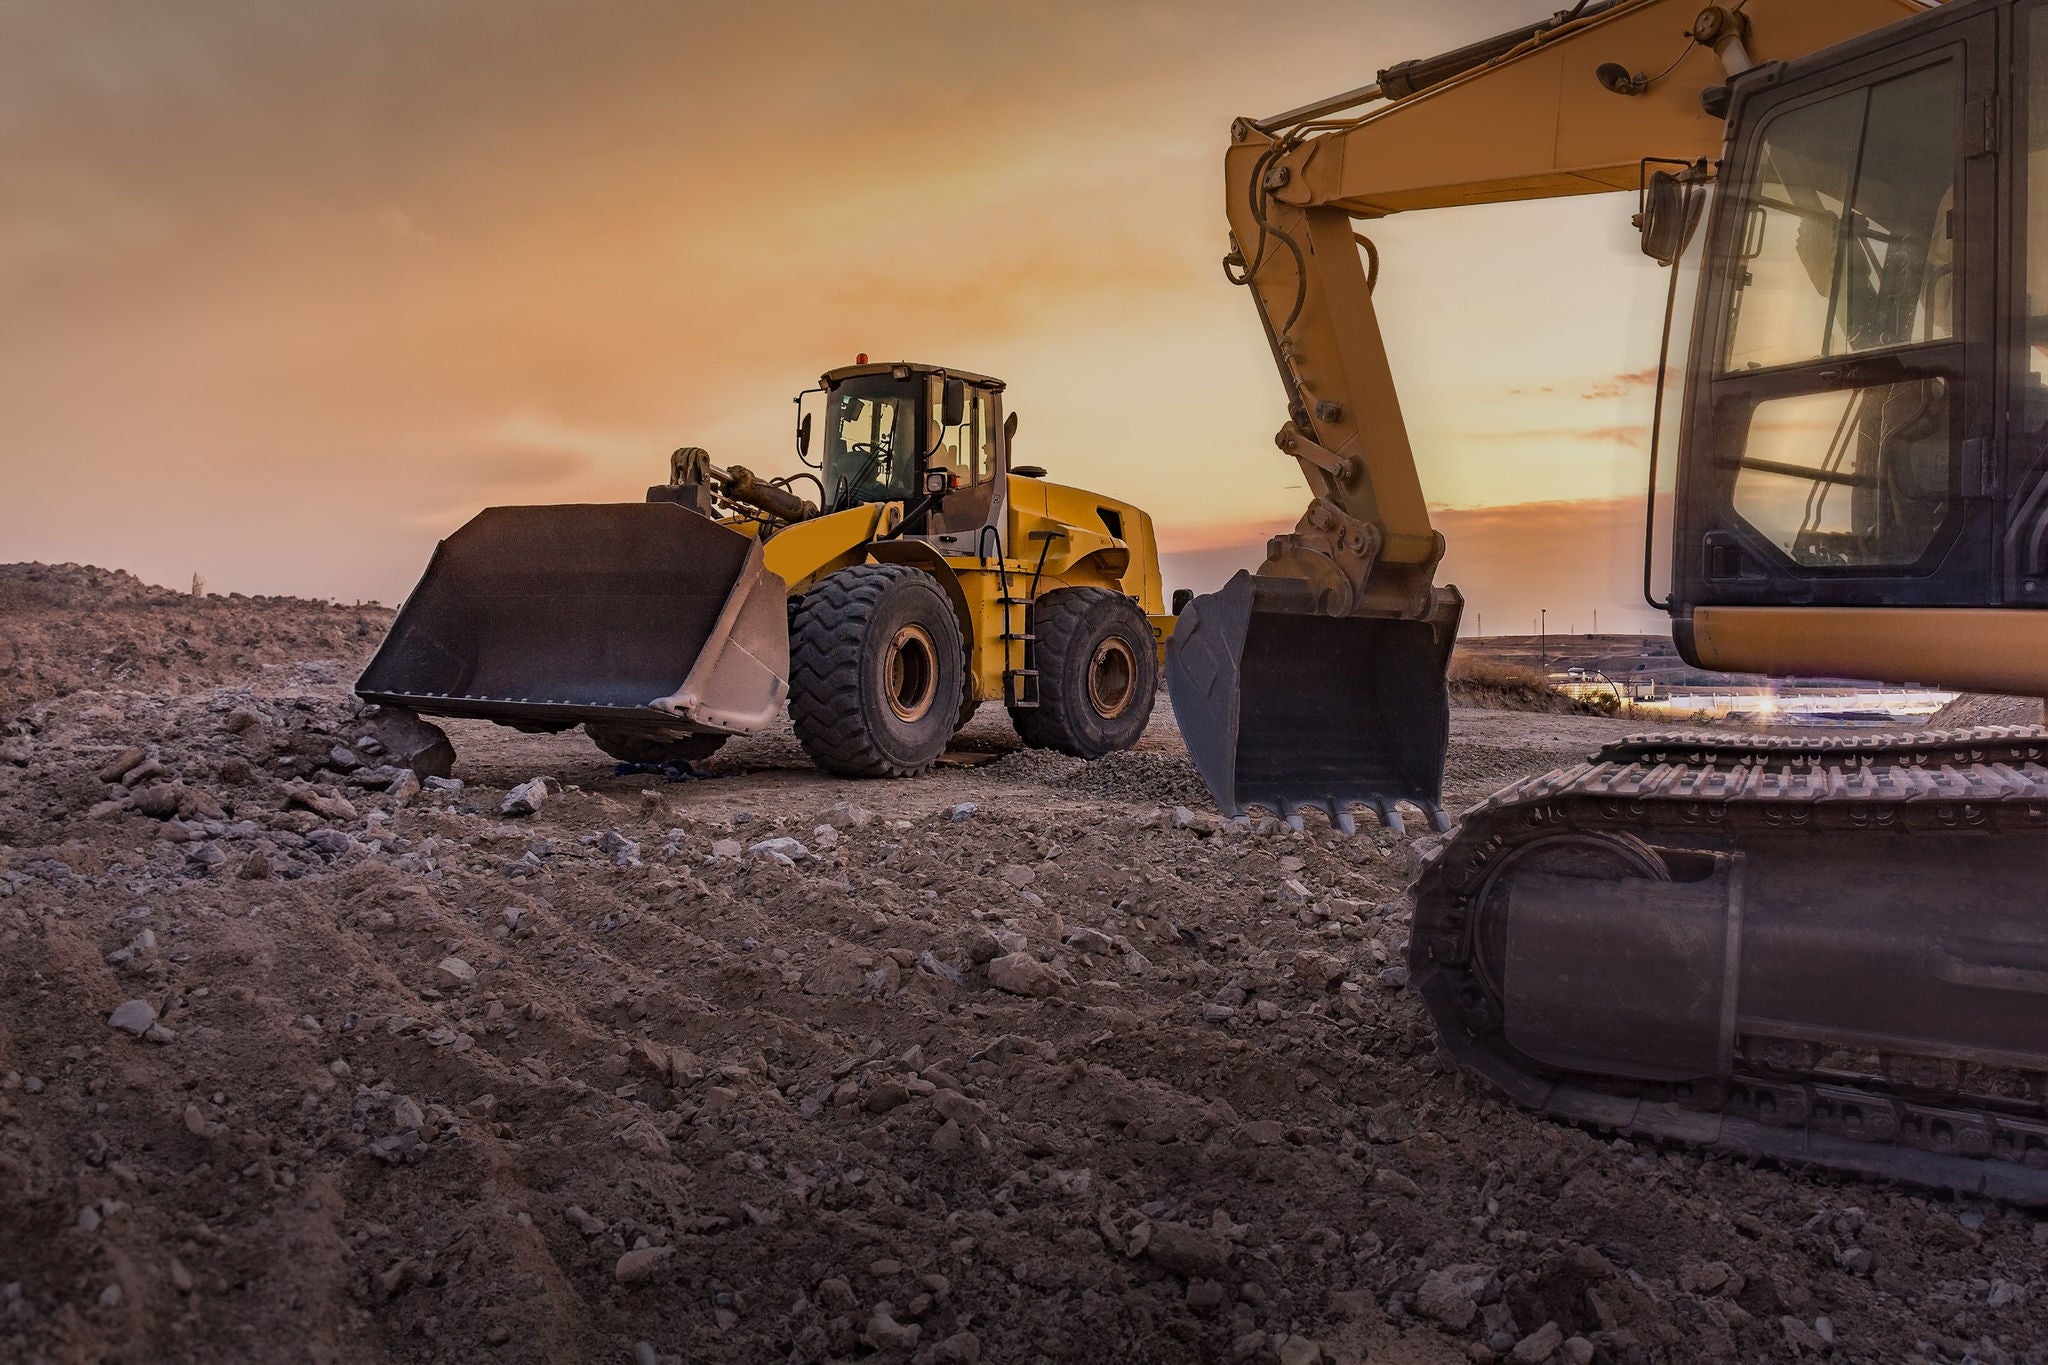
(855, 353), (868, 365)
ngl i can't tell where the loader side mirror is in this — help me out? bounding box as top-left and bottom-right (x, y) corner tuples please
(797, 413), (812, 459)
(1004, 410), (1019, 443)
(1634, 168), (1704, 266)
(941, 377), (966, 428)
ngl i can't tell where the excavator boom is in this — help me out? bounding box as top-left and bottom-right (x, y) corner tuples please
(1168, 0), (1929, 828)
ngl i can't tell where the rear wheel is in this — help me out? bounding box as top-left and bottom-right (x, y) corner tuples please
(1010, 587), (1157, 758)
(789, 564), (964, 777)
(585, 725), (727, 766)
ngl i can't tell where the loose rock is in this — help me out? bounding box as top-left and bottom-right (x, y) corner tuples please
(502, 777), (552, 816)
(107, 999), (158, 1037)
(614, 1247), (673, 1284)
(985, 952), (1062, 998)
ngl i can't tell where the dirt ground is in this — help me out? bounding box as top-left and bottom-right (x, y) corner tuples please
(1, 565), (2044, 1365)
(0, 563), (389, 720)
(1929, 694), (2045, 729)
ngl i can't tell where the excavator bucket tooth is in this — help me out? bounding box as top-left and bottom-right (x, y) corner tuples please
(1166, 570), (1456, 826)
(356, 503), (790, 738)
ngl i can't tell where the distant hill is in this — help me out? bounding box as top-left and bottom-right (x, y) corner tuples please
(0, 562), (390, 717)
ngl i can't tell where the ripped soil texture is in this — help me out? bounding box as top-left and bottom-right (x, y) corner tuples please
(1, 565), (2042, 1365)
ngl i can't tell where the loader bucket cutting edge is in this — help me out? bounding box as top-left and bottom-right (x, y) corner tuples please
(356, 503), (790, 736)
(1165, 570), (1455, 830)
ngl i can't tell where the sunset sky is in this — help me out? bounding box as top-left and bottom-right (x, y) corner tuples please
(1, 0), (1691, 636)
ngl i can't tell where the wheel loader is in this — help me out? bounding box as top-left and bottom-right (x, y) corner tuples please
(357, 361), (1170, 779)
(1166, 0), (2048, 1201)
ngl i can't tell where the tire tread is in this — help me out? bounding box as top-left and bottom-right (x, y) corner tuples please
(789, 563), (960, 777)
(1008, 587), (1156, 758)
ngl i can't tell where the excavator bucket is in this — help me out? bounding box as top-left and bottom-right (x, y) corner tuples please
(1166, 570), (1457, 832)
(356, 503), (790, 737)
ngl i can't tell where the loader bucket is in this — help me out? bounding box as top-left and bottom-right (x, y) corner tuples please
(1165, 570), (1456, 832)
(356, 503), (790, 736)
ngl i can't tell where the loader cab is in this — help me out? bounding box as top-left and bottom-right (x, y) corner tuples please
(814, 362), (1008, 546)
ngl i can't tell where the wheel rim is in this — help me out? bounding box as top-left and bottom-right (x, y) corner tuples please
(1086, 637), (1138, 719)
(884, 624), (939, 723)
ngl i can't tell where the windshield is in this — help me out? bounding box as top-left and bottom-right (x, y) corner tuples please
(1721, 62), (1956, 373)
(821, 376), (921, 510)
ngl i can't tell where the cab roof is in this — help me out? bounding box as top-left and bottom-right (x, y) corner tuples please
(821, 361), (1005, 392)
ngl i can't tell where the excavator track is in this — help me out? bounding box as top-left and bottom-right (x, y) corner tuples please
(1412, 726), (2048, 1204)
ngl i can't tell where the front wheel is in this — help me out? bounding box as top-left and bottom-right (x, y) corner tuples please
(789, 564), (964, 777)
(1009, 587), (1157, 758)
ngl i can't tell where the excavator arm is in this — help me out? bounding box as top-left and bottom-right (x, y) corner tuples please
(1167, 0), (1931, 828)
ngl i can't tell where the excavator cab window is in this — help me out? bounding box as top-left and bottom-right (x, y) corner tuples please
(1722, 60), (1960, 571)
(1722, 63), (1956, 373)
(1683, 29), (1992, 596)
(821, 375), (920, 510)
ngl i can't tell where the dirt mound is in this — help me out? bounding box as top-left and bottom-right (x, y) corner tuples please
(2, 574), (2042, 1365)
(1929, 693), (2042, 729)
(1448, 655), (1600, 716)
(0, 563), (390, 718)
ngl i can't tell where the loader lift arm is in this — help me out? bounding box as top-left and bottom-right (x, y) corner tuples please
(1168, 0), (1930, 827)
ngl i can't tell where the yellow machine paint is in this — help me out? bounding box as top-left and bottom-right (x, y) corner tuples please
(801, 479), (1165, 708)
(746, 470), (1169, 713)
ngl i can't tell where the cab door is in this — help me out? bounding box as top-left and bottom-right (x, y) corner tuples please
(2003, 2), (2048, 600)
(1672, 9), (1999, 612)
(924, 382), (1005, 550)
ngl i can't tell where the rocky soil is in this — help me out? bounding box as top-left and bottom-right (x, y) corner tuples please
(0, 563), (389, 719)
(2, 565), (2044, 1365)
(1929, 694), (2043, 730)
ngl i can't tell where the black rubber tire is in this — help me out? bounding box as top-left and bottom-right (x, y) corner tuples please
(789, 564), (965, 777)
(585, 725), (727, 766)
(1009, 587), (1158, 758)
(953, 673), (983, 735)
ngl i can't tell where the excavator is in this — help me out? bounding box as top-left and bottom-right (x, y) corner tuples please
(1165, 0), (2048, 1201)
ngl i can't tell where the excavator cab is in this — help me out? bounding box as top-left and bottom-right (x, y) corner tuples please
(1665, 3), (2023, 689)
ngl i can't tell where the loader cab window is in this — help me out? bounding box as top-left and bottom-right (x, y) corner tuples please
(926, 381), (998, 489)
(823, 376), (920, 510)
(1715, 56), (1966, 571)
(924, 381), (1002, 540)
